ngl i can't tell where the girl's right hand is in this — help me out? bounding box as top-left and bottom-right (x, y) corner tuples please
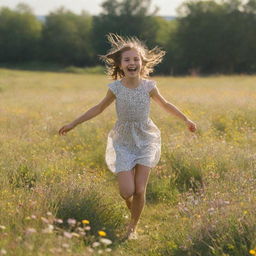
(59, 123), (75, 136)
(185, 119), (197, 133)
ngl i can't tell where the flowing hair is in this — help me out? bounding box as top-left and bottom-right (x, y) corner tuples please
(100, 33), (166, 80)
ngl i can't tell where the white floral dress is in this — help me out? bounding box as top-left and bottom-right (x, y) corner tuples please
(105, 79), (161, 174)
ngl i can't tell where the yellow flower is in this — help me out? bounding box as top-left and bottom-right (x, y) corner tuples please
(98, 230), (107, 236)
(82, 219), (90, 224)
(249, 249), (256, 255)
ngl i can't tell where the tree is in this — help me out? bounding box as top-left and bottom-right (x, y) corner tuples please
(0, 4), (42, 62)
(41, 8), (94, 66)
(166, 0), (256, 74)
(92, 0), (160, 56)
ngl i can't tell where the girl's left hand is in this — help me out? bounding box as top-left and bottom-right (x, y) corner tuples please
(186, 119), (197, 132)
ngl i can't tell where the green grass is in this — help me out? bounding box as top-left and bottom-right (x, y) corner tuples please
(0, 68), (255, 255)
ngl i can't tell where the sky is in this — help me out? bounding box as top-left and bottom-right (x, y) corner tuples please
(0, 0), (185, 16)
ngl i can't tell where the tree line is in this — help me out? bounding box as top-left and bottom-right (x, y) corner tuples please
(0, 0), (256, 75)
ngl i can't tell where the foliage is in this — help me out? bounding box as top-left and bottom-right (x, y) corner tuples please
(92, 0), (160, 55)
(41, 8), (94, 66)
(1, 0), (256, 74)
(170, 0), (256, 74)
(0, 3), (42, 62)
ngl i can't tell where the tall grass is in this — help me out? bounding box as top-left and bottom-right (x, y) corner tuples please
(0, 69), (255, 255)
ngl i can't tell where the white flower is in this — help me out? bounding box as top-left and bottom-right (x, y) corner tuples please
(79, 231), (86, 236)
(63, 231), (73, 239)
(54, 218), (63, 224)
(0, 249), (7, 255)
(92, 242), (100, 247)
(42, 224), (54, 233)
(0, 225), (6, 230)
(41, 217), (49, 224)
(100, 238), (112, 245)
(67, 218), (76, 226)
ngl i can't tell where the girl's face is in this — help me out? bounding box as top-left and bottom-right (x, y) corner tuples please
(120, 48), (142, 78)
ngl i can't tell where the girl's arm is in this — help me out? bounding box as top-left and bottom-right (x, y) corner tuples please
(59, 89), (115, 135)
(150, 87), (197, 132)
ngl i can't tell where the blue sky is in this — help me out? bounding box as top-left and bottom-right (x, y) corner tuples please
(0, 0), (185, 16)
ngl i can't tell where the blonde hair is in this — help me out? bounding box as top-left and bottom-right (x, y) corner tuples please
(100, 33), (166, 80)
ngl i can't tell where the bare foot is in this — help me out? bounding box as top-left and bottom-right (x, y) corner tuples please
(127, 231), (138, 240)
(123, 222), (138, 240)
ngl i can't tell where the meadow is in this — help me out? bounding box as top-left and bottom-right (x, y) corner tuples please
(0, 68), (255, 256)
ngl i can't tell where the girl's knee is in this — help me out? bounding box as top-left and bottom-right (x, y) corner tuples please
(134, 188), (146, 197)
(120, 190), (134, 200)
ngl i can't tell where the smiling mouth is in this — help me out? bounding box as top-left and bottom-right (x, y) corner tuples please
(127, 67), (137, 72)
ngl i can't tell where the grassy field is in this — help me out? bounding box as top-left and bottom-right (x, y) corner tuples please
(0, 68), (255, 256)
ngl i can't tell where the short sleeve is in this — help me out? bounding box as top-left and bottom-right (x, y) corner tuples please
(146, 80), (157, 93)
(107, 81), (118, 96)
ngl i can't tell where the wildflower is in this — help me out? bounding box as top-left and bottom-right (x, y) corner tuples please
(67, 218), (76, 226)
(82, 219), (90, 224)
(77, 227), (86, 236)
(84, 226), (91, 231)
(42, 224), (54, 234)
(79, 231), (86, 236)
(54, 218), (63, 224)
(41, 217), (49, 224)
(98, 230), (107, 237)
(31, 215), (37, 219)
(71, 232), (80, 238)
(0, 225), (6, 230)
(100, 238), (112, 245)
(25, 228), (37, 235)
(92, 242), (100, 247)
(105, 248), (112, 252)
(249, 249), (256, 255)
(0, 249), (7, 255)
(63, 231), (73, 239)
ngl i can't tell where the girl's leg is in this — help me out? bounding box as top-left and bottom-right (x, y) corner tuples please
(116, 168), (135, 211)
(127, 164), (151, 234)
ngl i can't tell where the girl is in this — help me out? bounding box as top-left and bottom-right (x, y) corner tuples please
(59, 34), (197, 240)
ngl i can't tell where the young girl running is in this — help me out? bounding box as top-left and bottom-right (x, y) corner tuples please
(59, 34), (197, 240)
